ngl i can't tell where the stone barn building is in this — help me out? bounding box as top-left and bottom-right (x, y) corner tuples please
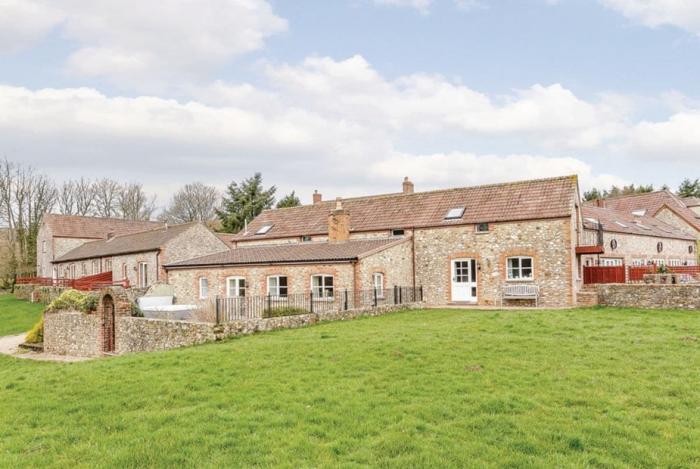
(52, 222), (229, 289)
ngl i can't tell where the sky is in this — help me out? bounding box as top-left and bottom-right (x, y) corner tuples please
(2, 0), (700, 207)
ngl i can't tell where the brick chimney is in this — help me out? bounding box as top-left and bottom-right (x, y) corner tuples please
(595, 199), (606, 208)
(402, 176), (414, 194)
(313, 190), (322, 205)
(328, 197), (350, 243)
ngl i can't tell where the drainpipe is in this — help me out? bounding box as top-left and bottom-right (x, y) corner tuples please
(411, 228), (417, 289)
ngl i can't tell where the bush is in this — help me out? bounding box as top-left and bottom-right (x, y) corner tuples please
(25, 317), (44, 344)
(263, 306), (309, 318)
(131, 303), (144, 318)
(46, 289), (98, 314)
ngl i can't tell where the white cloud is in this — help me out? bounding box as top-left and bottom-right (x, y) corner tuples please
(373, 0), (432, 13)
(601, 0), (700, 35)
(264, 55), (625, 148)
(0, 0), (63, 53)
(623, 111), (700, 163)
(0, 0), (287, 86)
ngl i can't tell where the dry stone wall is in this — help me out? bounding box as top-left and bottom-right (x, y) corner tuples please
(597, 284), (700, 310)
(44, 311), (102, 357)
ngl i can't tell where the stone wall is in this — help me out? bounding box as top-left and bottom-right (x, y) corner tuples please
(13, 285), (65, 303)
(159, 224), (230, 281)
(44, 311), (102, 357)
(597, 284), (700, 310)
(414, 218), (575, 307)
(581, 230), (697, 267)
(116, 317), (216, 353)
(358, 239), (414, 293)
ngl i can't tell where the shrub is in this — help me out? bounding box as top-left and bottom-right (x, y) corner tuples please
(46, 289), (98, 314)
(25, 317), (44, 344)
(263, 306), (309, 318)
(131, 303), (144, 318)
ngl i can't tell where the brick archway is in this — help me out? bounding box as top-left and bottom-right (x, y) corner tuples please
(102, 294), (115, 353)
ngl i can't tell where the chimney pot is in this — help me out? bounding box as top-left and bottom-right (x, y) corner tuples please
(313, 190), (322, 205)
(402, 177), (414, 194)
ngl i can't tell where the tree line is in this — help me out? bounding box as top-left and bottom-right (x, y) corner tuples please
(0, 159), (300, 281)
(582, 178), (700, 202)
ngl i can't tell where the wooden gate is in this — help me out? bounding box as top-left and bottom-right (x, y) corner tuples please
(102, 294), (115, 353)
(583, 266), (626, 284)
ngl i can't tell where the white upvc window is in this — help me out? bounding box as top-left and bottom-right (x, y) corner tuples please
(92, 260), (99, 274)
(311, 275), (334, 299)
(199, 277), (209, 299)
(373, 272), (385, 298)
(122, 263), (128, 281)
(267, 276), (288, 297)
(599, 258), (623, 267)
(507, 256), (534, 281)
(42, 240), (47, 253)
(226, 277), (246, 297)
(105, 259), (112, 271)
(631, 259), (645, 266)
(69, 264), (76, 279)
(138, 262), (149, 288)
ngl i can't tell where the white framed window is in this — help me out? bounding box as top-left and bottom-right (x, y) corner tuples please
(42, 240), (47, 254)
(373, 272), (385, 298)
(267, 276), (288, 297)
(199, 277), (209, 299)
(122, 263), (128, 280)
(688, 260), (697, 266)
(69, 264), (76, 279)
(226, 277), (246, 297)
(475, 223), (489, 233)
(311, 275), (334, 299)
(669, 259), (683, 267)
(104, 259), (112, 271)
(81, 263), (87, 276)
(138, 262), (148, 288)
(599, 258), (623, 267)
(92, 260), (99, 274)
(507, 256), (534, 281)
(631, 259), (645, 266)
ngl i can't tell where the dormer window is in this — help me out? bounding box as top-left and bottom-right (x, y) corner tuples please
(255, 224), (273, 235)
(444, 207), (465, 220)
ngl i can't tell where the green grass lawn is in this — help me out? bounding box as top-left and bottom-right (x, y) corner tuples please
(1, 307), (700, 468)
(0, 294), (44, 336)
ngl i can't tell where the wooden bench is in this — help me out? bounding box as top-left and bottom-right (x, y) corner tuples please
(502, 284), (539, 307)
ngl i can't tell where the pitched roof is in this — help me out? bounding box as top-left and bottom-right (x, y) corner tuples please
(54, 223), (199, 263)
(683, 197), (700, 208)
(165, 238), (408, 268)
(232, 175), (579, 241)
(582, 206), (696, 241)
(596, 191), (700, 233)
(43, 213), (163, 239)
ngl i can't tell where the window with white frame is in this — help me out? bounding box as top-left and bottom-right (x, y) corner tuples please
(105, 259), (112, 271)
(669, 259), (683, 267)
(69, 264), (76, 279)
(688, 260), (697, 266)
(138, 262), (148, 288)
(92, 260), (99, 274)
(631, 259), (645, 266)
(122, 263), (128, 280)
(226, 277), (246, 297)
(506, 256), (534, 281)
(81, 263), (87, 276)
(311, 275), (334, 299)
(198, 277), (209, 299)
(373, 272), (385, 298)
(599, 258), (623, 267)
(267, 276), (288, 297)
(42, 240), (47, 253)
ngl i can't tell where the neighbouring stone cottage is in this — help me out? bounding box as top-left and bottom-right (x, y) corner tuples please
(51, 222), (230, 289)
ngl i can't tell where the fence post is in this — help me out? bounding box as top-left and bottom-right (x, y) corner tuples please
(267, 294), (271, 314)
(393, 285), (398, 305)
(399, 287), (403, 304)
(419, 285), (423, 302)
(310, 291), (314, 314)
(344, 289), (348, 311)
(373, 288), (378, 307)
(215, 297), (221, 324)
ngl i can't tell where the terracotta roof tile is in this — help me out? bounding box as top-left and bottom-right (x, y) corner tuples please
(43, 214), (163, 239)
(593, 191), (700, 233)
(582, 206), (696, 241)
(683, 197), (700, 208)
(165, 238), (408, 268)
(232, 175), (578, 241)
(54, 223), (199, 263)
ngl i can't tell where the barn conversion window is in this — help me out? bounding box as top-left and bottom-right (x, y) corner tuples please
(138, 262), (148, 288)
(256, 224), (273, 235)
(475, 223), (489, 233)
(373, 272), (385, 298)
(391, 229), (405, 237)
(226, 277), (246, 297)
(267, 276), (288, 297)
(311, 275), (334, 299)
(507, 256), (533, 281)
(444, 207), (465, 220)
(199, 278), (209, 299)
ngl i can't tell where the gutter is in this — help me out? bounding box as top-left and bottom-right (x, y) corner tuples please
(164, 258), (357, 270)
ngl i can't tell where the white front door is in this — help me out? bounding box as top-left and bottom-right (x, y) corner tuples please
(451, 258), (477, 302)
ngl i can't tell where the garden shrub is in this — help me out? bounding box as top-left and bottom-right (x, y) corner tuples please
(46, 289), (98, 314)
(263, 306), (309, 318)
(25, 317), (44, 344)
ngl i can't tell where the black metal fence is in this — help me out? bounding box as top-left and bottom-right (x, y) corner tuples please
(213, 286), (423, 323)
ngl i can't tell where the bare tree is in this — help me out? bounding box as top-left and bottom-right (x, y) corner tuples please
(57, 180), (77, 215)
(0, 159), (56, 279)
(94, 178), (121, 218)
(118, 182), (156, 221)
(73, 177), (96, 216)
(160, 182), (219, 223)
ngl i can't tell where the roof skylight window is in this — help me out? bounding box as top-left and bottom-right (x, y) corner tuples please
(585, 217), (599, 224)
(632, 209), (647, 217)
(615, 221), (628, 228)
(444, 207), (465, 220)
(255, 224), (273, 235)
